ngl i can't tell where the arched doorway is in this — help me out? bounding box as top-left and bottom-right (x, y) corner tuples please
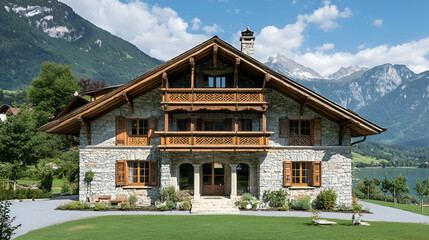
(179, 163), (194, 193)
(237, 163), (249, 195)
(202, 162), (225, 196)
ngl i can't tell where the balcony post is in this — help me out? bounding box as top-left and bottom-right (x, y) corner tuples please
(230, 164), (238, 199)
(234, 57), (240, 88)
(192, 164), (201, 199)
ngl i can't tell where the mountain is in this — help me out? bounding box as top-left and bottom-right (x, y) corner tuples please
(265, 54), (323, 80)
(357, 71), (429, 147)
(0, 0), (162, 90)
(328, 66), (368, 80)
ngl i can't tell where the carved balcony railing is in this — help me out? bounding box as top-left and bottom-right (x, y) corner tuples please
(155, 131), (274, 151)
(288, 136), (312, 146)
(161, 88), (267, 112)
(127, 136), (149, 146)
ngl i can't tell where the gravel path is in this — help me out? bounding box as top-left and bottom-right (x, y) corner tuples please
(9, 197), (429, 239)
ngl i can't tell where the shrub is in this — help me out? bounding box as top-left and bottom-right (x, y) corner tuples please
(279, 205), (289, 211)
(166, 200), (176, 210)
(0, 200), (21, 239)
(84, 170), (95, 182)
(61, 179), (70, 194)
(263, 189), (288, 208)
(57, 201), (90, 210)
(181, 201), (191, 211)
(236, 194), (259, 209)
(160, 186), (178, 202)
(317, 188), (337, 210)
(177, 190), (192, 202)
(119, 202), (130, 210)
(129, 195), (138, 209)
(292, 196), (311, 210)
(40, 169), (53, 193)
(159, 204), (170, 211)
(352, 203), (362, 213)
(94, 202), (107, 211)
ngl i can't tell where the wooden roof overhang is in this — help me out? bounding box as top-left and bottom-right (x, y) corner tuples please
(38, 36), (386, 138)
(55, 96), (89, 119)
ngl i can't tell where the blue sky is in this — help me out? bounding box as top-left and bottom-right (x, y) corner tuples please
(61, 0), (429, 76)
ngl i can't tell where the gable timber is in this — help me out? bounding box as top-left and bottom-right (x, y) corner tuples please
(38, 36), (386, 138)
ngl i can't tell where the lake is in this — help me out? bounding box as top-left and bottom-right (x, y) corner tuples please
(354, 167), (429, 196)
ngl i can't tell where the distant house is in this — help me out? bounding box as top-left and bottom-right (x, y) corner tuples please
(0, 104), (19, 121)
(39, 29), (386, 208)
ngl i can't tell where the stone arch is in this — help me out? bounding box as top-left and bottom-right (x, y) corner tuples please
(178, 163), (194, 192)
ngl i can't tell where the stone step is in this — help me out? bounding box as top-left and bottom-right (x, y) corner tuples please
(191, 197), (239, 214)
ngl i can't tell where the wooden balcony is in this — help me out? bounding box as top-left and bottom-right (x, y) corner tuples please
(156, 131), (273, 151)
(161, 88), (267, 112)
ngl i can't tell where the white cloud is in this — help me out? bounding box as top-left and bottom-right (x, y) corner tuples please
(303, 2), (352, 31)
(203, 24), (224, 35)
(292, 38), (429, 76)
(317, 43), (334, 51)
(191, 18), (202, 30)
(226, 8), (240, 14)
(60, 0), (208, 61)
(373, 19), (383, 27)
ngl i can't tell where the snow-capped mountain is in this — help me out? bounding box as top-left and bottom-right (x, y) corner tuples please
(265, 54), (323, 80)
(328, 66), (369, 80)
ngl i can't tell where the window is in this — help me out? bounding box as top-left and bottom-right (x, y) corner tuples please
(279, 119), (321, 146)
(239, 119), (252, 131)
(116, 160), (158, 186)
(128, 119), (148, 136)
(128, 161), (149, 185)
(177, 118), (191, 131)
(289, 120), (310, 136)
(283, 161), (321, 187)
(203, 75), (232, 88)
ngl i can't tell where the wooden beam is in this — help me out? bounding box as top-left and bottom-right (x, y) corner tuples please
(213, 45), (218, 69)
(300, 96), (310, 116)
(164, 113), (169, 132)
(234, 114), (239, 132)
(234, 57), (240, 88)
(189, 57), (195, 88)
(121, 92), (133, 114)
(162, 71), (168, 88)
(77, 116), (91, 145)
(339, 119), (353, 145)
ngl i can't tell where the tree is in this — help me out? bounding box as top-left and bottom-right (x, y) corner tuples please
(27, 62), (79, 117)
(0, 88), (3, 102)
(390, 175), (410, 204)
(363, 177), (373, 199)
(413, 178), (429, 212)
(0, 201), (21, 240)
(381, 173), (391, 202)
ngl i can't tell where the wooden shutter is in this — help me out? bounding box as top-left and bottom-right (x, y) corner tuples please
(311, 161), (322, 187)
(313, 118), (322, 146)
(279, 119), (289, 138)
(283, 161), (292, 187)
(116, 117), (127, 145)
(148, 118), (158, 138)
(196, 119), (203, 131)
(196, 73), (204, 88)
(224, 119), (232, 131)
(149, 160), (158, 186)
(116, 160), (128, 186)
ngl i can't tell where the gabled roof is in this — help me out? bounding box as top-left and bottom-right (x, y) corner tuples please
(0, 104), (19, 116)
(55, 95), (90, 119)
(38, 36), (386, 138)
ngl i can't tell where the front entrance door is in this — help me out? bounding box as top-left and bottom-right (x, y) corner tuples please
(202, 163), (225, 195)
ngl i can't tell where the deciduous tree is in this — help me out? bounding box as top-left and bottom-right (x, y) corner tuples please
(413, 178), (429, 212)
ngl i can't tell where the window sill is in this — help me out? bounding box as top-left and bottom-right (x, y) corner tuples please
(289, 187), (316, 190)
(122, 186), (152, 189)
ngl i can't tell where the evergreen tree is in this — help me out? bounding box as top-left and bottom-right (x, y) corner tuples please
(381, 173), (391, 202)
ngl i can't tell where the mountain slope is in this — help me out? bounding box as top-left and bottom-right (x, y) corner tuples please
(328, 66), (368, 80)
(265, 54), (323, 80)
(357, 71), (429, 147)
(0, 0), (162, 90)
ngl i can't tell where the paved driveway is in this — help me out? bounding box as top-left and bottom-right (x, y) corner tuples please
(10, 197), (429, 239)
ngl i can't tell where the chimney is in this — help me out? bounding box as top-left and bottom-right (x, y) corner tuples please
(240, 27), (255, 57)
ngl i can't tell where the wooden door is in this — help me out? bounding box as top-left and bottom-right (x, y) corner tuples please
(202, 163), (225, 196)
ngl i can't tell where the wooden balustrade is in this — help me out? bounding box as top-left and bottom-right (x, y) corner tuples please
(127, 136), (149, 146)
(156, 131), (273, 151)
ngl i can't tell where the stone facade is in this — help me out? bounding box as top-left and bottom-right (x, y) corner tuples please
(78, 82), (353, 206)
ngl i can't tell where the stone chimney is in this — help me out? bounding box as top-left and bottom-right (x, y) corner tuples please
(240, 27), (255, 57)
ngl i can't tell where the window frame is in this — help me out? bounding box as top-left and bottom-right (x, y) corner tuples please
(203, 75), (232, 88)
(202, 119), (226, 131)
(239, 119), (252, 131)
(289, 119), (311, 137)
(127, 160), (150, 186)
(128, 119), (149, 137)
(291, 161), (311, 187)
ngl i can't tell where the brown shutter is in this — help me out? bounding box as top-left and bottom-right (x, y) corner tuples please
(196, 119), (203, 131)
(116, 160), (128, 186)
(279, 119), (289, 138)
(148, 118), (158, 138)
(283, 161), (292, 187)
(313, 118), (321, 146)
(312, 161), (322, 187)
(196, 73), (204, 88)
(224, 119), (232, 131)
(116, 117), (127, 145)
(149, 160), (158, 186)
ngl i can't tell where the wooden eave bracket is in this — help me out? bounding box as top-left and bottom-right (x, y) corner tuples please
(122, 92), (134, 114)
(77, 116), (91, 145)
(339, 119), (353, 145)
(189, 57), (195, 68)
(213, 45), (218, 69)
(300, 96), (311, 116)
(162, 71), (168, 88)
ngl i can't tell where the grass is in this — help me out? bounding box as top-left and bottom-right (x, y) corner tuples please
(16, 215), (428, 240)
(15, 178), (63, 194)
(361, 199), (429, 217)
(352, 152), (387, 165)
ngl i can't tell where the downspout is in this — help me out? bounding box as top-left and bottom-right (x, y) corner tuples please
(351, 136), (366, 146)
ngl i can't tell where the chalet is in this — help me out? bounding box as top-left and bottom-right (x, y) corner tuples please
(39, 29), (385, 208)
(0, 104), (19, 121)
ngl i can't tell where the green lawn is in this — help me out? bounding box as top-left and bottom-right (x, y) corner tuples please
(16, 215), (428, 240)
(352, 152), (387, 165)
(15, 178), (63, 194)
(361, 199), (429, 217)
